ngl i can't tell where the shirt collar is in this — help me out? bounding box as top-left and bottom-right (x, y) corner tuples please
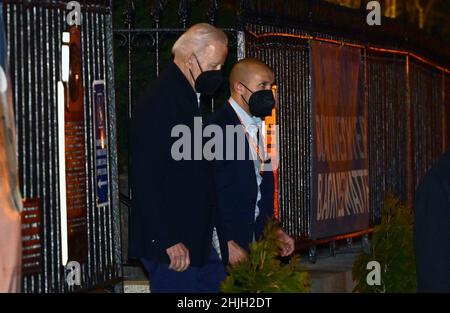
(196, 93), (201, 108)
(228, 97), (262, 129)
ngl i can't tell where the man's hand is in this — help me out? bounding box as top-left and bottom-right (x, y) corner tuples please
(166, 243), (190, 272)
(227, 240), (248, 266)
(277, 229), (295, 257)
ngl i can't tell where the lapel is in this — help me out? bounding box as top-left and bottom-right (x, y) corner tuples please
(223, 101), (241, 126)
(223, 101), (258, 187)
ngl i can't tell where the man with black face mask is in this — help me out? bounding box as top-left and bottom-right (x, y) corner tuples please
(129, 23), (228, 292)
(208, 58), (295, 267)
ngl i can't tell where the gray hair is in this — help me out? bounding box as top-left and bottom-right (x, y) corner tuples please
(172, 23), (228, 59)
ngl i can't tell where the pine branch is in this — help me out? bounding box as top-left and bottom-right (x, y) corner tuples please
(221, 219), (310, 293)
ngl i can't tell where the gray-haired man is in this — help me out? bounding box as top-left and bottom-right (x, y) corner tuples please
(129, 23), (228, 293)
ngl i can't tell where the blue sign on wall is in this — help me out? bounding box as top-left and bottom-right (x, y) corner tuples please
(93, 80), (109, 208)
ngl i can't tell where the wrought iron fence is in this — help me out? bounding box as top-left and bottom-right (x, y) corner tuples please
(115, 0), (449, 258)
(4, 0), (448, 292)
(3, 0), (121, 292)
(240, 0), (449, 243)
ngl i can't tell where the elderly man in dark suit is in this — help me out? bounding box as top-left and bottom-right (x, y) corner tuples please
(128, 23), (228, 292)
(208, 58), (295, 267)
(414, 149), (450, 292)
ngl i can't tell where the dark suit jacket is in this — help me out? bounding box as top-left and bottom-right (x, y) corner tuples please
(207, 102), (275, 265)
(414, 149), (450, 292)
(128, 61), (215, 266)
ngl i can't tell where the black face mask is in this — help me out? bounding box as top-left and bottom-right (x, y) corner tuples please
(189, 54), (223, 96)
(240, 82), (275, 118)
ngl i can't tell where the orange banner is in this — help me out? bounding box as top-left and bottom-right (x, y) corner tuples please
(310, 41), (370, 239)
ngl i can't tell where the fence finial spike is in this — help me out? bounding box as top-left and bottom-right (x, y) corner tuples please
(151, 0), (166, 24)
(178, 0), (190, 29)
(123, 0), (136, 27)
(207, 0), (218, 25)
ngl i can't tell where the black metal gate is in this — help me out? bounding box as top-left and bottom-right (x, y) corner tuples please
(4, 0), (448, 293)
(115, 0), (450, 261)
(240, 1), (449, 243)
(4, 0), (121, 292)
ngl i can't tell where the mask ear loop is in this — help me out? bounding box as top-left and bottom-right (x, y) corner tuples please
(189, 54), (204, 86)
(189, 53), (203, 84)
(193, 53), (204, 73)
(239, 82), (254, 93)
(239, 82), (254, 106)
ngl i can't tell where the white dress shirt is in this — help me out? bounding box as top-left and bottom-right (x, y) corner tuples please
(196, 92), (201, 108)
(228, 97), (263, 227)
